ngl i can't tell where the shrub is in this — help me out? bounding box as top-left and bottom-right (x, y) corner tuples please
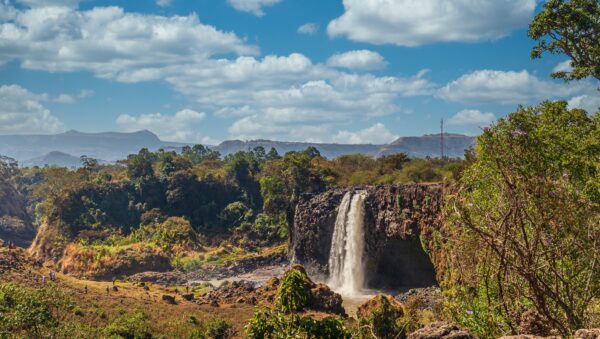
(278, 268), (309, 313)
(104, 311), (152, 339)
(0, 283), (72, 338)
(441, 102), (600, 336)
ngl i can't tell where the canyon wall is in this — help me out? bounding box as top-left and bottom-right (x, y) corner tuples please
(292, 184), (445, 290)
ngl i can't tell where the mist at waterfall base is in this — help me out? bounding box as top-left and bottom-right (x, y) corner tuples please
(327, 190), (375, 309)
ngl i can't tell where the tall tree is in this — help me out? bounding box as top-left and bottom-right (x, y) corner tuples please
(529, 0), (600, 83)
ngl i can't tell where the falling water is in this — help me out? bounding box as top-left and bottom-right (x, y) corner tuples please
(328, 190), (367, 296)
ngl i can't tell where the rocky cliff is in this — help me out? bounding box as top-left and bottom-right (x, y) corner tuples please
(0, 181), (35, 247)
(292, 184), (444, 290)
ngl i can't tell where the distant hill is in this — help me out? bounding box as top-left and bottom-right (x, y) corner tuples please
(214, 140), (381, 159)
(0, 130), (476, 167)
(0, 130), (188, 164)
(21, 151), (110, 169)
(377, 133), (475, 158)
(213, 134), (475, 159)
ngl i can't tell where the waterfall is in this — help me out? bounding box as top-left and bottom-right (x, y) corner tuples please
(328, 190), (367, 296)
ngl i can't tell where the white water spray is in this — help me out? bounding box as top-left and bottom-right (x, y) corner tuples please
(328, 190), (367, 296)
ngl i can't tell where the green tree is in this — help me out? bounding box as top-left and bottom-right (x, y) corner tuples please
(529, 0), (600, 82)
(126, 148), (157, 180)
(442, 101), (599, 336)
(266, 147), (281, 161)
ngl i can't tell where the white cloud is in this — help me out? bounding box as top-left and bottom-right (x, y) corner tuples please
(0, 5), (258, 77)
(16, 0), (80, 8)
(447, 109), (495, 126)
(553, 60), (573, 73)
(52, 88), (94, 103)
(297, 22), (318, 35)
(78, 89), (94, 98)
(116, 109), (207, 142)
(156, 0), (172, 7)
(327, 50), (387, 71)
(227, 0), (282, 16)
(332, 123), (397, 144)
(53, 93), (75, 103)
(0, 5), (438, 142)
(568, 94), (600, 114)
(437, 70), (586, 104)
(0, 84), (64, 134)
(327, 0), (536, 46)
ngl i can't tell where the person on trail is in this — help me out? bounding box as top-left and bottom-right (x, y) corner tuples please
(42, 275), (46, 285)
(84, 285), (88, 294)
(186, 284), (190, 294)
(106, 286), (110, 295)
(10, 242), (15, 250)
(49, 271), (55, 281)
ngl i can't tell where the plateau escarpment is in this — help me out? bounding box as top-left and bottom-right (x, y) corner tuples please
(293, 184), (444, 290)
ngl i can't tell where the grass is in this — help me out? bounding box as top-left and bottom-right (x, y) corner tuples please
(1, 248), (255, 338)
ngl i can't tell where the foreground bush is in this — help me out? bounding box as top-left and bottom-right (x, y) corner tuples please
(245, 268), (350, 338)
(442, 101), (599, 336)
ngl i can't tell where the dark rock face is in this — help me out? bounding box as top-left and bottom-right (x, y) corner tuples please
(0, 181), (35, 247)
(292, 184), (443, 290)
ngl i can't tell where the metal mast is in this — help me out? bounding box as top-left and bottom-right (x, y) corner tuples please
(440, 119), (444, 159)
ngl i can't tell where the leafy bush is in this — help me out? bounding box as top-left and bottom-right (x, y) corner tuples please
(204, 318), (236, 339)
(441, 102), (600, 336)
(356, 295), (407, 339)
(104, 311), (152, 339)
(0, 283), (72, 338)
(278, 268), (309, 313)
(245, 308), (350, 339)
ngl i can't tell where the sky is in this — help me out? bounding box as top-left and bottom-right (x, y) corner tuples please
(0, 0), (599, 145)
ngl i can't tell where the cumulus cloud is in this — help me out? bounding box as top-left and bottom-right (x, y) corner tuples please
(328, 0), (536, 46)
(553, 60), (573, 73)
(156, 0), (172, 7)
(52, 89), (95, 104)
(332, 123), (397, 144)
(53, 93), (75, 104)
(437, 70), (586, 104)
(447, 109), (495, 126)
(0, 4), (439, 142)
(227, 0), (282, 16)
(297, 22), (318, 35)
(568, 94), (600, 114)
(116, 109), (207, 142)
(16, 0), (80, 8)
(0, 84), (64, 134)
(0, 5), (258, 77)
(327, 50), (387, 71)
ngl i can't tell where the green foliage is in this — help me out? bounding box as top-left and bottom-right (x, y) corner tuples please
(357, 295), (407, 339)
(442, 101), (600, 336)
(278, 269), (309, 314)
(131, 216), (200, 250)
(0, 283), (73, 338)
(104, 311), (152, 339)
(204, 318), (236, 339)
(182, 144), (221, 164)
(529, 0), (600, 82)
(245, 308), (350, 339)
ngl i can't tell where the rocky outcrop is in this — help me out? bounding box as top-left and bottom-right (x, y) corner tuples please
(357, 294), (404, 320)
(293, 184), (443, 289)
(195, 265), (346, 316)
(0, 181), (35, 247)
(408, 322), (475, 339)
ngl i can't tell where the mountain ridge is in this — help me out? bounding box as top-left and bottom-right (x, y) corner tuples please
(0, 130), (476, 166)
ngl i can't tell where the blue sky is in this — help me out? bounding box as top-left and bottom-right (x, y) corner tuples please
(1, 0), (598, 145)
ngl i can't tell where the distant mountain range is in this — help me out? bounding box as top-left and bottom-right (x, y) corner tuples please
(0, 130), (476, 167)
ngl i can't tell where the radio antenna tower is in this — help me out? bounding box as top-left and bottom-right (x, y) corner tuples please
(440, 119), (445, 159)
